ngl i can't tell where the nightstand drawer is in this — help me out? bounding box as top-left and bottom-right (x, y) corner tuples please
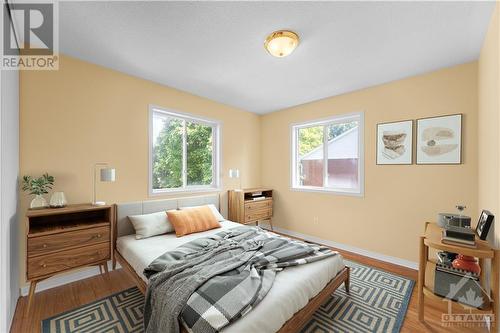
(27, 243), (110, 280)
(245, 208), (272, 222)
(28, 226), (110, 257)
(245, 200), (272, 212)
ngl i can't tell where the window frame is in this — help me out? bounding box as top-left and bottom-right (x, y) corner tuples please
(149, 105), (221, 196)
(290, 111), (364, 196)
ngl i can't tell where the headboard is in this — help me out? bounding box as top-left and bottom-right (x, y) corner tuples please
(114, 193), (220, 238)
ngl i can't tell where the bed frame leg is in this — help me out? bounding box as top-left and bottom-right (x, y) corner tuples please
(26, 280), (37, 316)
(344, 266), (350, 294)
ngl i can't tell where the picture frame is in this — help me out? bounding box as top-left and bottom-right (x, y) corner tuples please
(416, 114), (462, 165)
(476, 210), (494, 241)
(376, 120), (413, 165)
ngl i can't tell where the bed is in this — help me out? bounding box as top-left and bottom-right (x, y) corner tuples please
(112, 194), (349, 333)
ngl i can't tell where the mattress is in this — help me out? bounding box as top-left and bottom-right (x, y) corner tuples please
(116, 221), (344, 333)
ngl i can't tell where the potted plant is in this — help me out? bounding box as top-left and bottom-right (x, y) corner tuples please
(22, 173), (55, 209)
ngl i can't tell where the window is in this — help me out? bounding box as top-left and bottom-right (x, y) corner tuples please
(291, 112), (364, 195)
(149, 106), (220, 194)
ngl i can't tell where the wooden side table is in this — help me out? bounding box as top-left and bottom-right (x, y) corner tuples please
(228, 188), (273, 230)
(25, 204), (114, 314)
(418, 222), (499, 328)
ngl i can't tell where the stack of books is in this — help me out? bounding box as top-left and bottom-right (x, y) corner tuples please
(441, 225), (476, 248)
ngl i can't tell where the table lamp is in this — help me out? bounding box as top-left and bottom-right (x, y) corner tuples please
(93, 163), (116, 205)
(229, 168), (241, 190)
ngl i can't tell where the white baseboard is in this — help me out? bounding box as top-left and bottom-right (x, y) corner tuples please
(260, 222), (418, 270)
(20, 261), (122, 296)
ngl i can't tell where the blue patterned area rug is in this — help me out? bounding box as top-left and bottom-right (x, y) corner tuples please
(41, 287), (144, 333)
(41, 260), (414, 333)
(301, 260), (414, 333)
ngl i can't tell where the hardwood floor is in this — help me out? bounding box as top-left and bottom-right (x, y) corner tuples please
(10, 269), (135, 333)
(10, 249), (489, 333)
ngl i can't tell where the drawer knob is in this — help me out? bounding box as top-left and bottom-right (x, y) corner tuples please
(97, 234), (102, 238)
(41, 264), (46, 268)
(42, 244), (47, 248)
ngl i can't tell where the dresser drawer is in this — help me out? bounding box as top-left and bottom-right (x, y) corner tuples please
(245, 200), (272, 212)
(245, 208), (272, 223)
(27, 243), (110, 280)
(28, 226), (110, 257)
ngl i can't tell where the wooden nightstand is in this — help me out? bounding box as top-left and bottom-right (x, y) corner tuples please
(228, 188), (273, 230)
(25, 204), (114, 313)
(418, 222), (499, 327)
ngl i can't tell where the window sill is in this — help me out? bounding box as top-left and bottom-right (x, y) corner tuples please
(290, 186), (364, 197)
(150, 187), (221, 197)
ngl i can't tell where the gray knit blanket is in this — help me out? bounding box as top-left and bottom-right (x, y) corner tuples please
(143, 226), (336, 333)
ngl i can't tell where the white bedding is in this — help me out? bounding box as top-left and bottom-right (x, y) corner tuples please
(116, 220), (344, 333)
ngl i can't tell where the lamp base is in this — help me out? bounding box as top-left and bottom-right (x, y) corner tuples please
(93, 201), (106, 206)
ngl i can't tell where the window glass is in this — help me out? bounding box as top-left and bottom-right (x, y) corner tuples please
(291, 113), (363, 195)
(298, 126), (324, 187)
(150, 108), (219, 193)
(327, 121), (359, 189)
(186, 122), (213, 186)
(152, 116), (183, 189)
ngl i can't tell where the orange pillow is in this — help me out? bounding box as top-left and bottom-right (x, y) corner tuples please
(167, 206), (221, 237)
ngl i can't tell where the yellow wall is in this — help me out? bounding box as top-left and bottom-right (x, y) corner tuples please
(479, 3), (500, 248)
(20, 49), (485, 284)
(478, 4), (500, 321)
(19, 55), (261, 286)
(261, 63), (478, 263)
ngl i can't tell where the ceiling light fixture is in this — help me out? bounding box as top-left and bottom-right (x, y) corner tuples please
(264, 30), (299, 58)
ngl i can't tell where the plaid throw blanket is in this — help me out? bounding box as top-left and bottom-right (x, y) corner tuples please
(143, 226), (336, 333)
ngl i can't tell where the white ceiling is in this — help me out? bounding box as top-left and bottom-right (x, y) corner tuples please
(55, 1), (495, 114)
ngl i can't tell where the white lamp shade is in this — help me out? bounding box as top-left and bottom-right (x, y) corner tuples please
(229, 169), (240, 179)
(100, 168), (116, 182)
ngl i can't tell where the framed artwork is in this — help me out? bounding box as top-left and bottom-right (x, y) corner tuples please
(376, 120), (413, 165)
(476, 210), (494, 241)
(416, 114), (462, 164)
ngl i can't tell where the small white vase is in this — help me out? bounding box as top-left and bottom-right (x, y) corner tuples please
(30, 194), (48, 209)
(49, 192), (67, 208)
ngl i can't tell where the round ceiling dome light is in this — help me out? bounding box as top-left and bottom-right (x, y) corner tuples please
(264, 30), (299, 57)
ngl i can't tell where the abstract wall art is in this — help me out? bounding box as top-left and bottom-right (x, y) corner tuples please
(376, 120), (413, 165)
(416, 114), (462, 164)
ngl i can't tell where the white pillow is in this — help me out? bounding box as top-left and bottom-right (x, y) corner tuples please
(128, 211), (174, 239)
(180, 204), (225, 222)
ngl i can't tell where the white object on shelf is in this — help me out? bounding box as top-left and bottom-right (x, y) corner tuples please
(49, 192), (67, 208)
(30, 194), (48, 209)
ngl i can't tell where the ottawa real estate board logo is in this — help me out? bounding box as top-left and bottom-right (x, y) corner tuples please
(2, 1), (58, 70)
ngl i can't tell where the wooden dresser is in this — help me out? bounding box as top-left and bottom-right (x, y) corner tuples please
(25, 204), (114, 312)
(228, 188), (273, 230)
